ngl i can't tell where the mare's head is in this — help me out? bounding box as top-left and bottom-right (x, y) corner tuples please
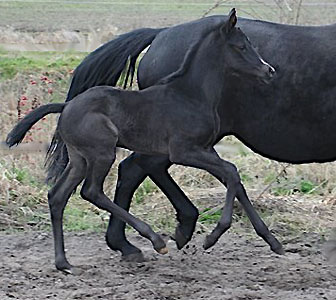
(215, 8), (275, 83)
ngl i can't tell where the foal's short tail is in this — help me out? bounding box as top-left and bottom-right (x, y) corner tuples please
(6, 103), (66, 147)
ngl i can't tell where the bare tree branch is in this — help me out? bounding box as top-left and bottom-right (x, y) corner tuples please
(295, 0), (304, 25)
(202, 0), (229, 18)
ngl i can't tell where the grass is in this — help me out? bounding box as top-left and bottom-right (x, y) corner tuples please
(134, 178), (158, 204)
(0, 49), (86, 81)
(199, 207), (222, 224)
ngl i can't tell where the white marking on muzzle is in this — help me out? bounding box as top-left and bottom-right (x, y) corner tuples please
(260, 57), (275, 73)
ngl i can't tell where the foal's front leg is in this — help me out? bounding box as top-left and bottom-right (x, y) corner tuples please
(81, 150), (168, 256)
(169, 146), (284, 254)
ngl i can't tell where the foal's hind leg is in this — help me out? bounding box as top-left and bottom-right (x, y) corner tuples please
(48, 149), (86, 273)
(80, 148), (168, 255)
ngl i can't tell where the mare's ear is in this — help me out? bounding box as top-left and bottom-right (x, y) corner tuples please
(224, 8), (237, 33)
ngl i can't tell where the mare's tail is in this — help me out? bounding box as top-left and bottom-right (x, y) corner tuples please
(46, 27), (165, 183)
(6, 103), (66, 147)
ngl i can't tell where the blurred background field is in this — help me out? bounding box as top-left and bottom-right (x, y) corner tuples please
(0, 0), (335, 241)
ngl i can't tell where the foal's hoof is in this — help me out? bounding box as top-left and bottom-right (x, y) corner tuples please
(57, 266), (83, 276)
(157, 247), (169, 255)
(121, 252), (146, 263)
(66, 267), (83, 276)
(203, 234), (218, 250)
(175, 227), (191, 250)
(271, 244), (285, 255)
(153, 235), (168, 255)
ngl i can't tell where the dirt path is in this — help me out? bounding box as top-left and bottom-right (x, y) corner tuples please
(0, 230), (335, 300)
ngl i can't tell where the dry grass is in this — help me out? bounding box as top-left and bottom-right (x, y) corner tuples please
(1, 54), (336, 237)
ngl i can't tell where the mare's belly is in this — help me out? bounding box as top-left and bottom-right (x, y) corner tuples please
(237, 125), (336, 164)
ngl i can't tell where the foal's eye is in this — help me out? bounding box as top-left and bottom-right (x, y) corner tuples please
(232, 44), (246, 52)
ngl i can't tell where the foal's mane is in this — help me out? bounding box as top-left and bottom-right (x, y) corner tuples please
(156, 20), (227, 86)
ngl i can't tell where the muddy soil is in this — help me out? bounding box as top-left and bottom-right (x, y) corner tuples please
(0, 231), (335, 300)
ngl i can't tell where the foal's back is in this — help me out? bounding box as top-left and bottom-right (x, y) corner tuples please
(58, 85), (188, 155)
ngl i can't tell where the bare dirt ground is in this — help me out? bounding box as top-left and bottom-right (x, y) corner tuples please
(0, 230), (335, 300)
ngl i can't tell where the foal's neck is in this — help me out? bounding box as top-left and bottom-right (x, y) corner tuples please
(167, 61), (229, 111)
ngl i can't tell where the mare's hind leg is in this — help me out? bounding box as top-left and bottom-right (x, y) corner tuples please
(48, 149), (86, 273)
(80, 148), (168, 255)
(170, 145), (284, 255)
(105, 155), (147, 261)
(106, 153), (199, 260)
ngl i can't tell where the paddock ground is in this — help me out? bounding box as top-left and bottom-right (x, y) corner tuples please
(1, 189), (336, 299)
(0, 229), (336, 300)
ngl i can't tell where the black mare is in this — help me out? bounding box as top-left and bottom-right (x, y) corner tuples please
(6, 10), (279, 272)
(47, 13), (336, 261)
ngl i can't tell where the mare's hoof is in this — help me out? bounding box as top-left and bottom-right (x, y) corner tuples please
(157, 247), (169, 255)
(121, 252), (146, 263)
(175, 227), (190, 250)
(272, 244), (285, 255)
(203, 235), (218, 250)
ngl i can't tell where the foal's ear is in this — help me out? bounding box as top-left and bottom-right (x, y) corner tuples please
(225, 8), (237, 33)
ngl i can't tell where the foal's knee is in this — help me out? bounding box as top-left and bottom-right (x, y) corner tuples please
(224, 162), (241, 186)
(80, 184), (96, 202)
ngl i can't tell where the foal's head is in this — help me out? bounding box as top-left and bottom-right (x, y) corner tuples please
(216, 8), (275, 83)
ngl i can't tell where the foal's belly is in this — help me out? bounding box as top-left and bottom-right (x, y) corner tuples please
(116, 123), (171, 155)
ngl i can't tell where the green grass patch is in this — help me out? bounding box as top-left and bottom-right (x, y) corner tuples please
(0, 50), (86, 80)
(270, 179), (319, 196)
(63, 195), (108, 232)
(199, 207), (222, 224)
(300, 180), (316, 194)
(5, 166), (40, 187)
(134, 178), (158, 204)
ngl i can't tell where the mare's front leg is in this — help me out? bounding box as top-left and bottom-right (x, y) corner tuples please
(169, 145), (284, 255)
(106, 153), (199, 260)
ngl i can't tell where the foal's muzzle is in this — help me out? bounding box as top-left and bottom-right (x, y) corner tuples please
(260, 63), (276, 84)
